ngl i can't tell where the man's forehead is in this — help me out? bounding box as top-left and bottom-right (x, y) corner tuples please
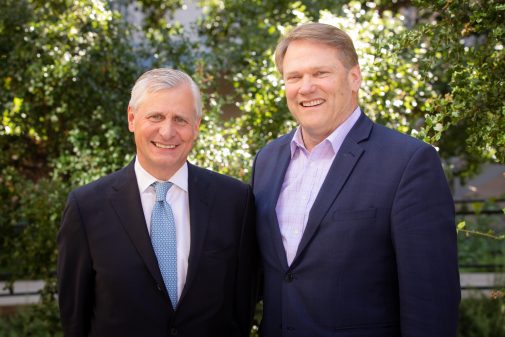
(138, 87), (197, 115)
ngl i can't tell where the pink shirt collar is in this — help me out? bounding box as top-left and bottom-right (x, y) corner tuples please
(289, 106), (362, 158)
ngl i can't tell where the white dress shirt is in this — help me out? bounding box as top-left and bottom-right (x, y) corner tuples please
(134, 159), (190, 300)
(276, 107), (361, 265)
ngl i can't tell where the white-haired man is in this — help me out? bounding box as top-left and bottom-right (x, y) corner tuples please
(58, 68), (258, 337)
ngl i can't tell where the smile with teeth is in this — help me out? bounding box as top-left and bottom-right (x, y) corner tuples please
(300, 99), (325, 107)
(153, 142), (176, 149)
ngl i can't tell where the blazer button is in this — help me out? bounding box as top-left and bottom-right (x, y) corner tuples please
(170, 327), (178, 336)
(285, 272), (294, 282)
(156, 283), (163, 292)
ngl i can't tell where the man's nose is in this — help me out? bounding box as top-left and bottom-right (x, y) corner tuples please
(159, 120), (175, 138)
(299, 75), (315, 94)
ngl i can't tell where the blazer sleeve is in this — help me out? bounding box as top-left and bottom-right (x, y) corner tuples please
(391, 145), (460, 337)
(57, 192), (94, 337)
(234, 185), (259, 337)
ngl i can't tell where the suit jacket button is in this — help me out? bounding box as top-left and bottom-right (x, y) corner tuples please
(156, 283), (163, 292)
(285, 272), (294, 282)
(170, 327), (178, 335)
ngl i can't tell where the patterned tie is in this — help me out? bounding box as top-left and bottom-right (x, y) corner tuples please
(150, 181), (178, 308)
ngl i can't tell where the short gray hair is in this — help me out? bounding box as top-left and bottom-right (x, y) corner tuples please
(129, 68), (203, 118)
(275, 23), (359, 74)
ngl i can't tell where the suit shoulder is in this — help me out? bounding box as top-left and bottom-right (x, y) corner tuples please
(71, 165), (129, 199)
(256, 131), (294, 161)
(189, 164), (250, 191)
(371, 123), (431, 152)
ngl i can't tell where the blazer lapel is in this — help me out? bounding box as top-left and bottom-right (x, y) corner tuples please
(178, 163), (212, 304)
(108, 162), (166, 292)
(292, 114), (373, 265)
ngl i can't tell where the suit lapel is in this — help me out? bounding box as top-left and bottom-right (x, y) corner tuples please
(178, 163), (212, 304)
(292, 114), (373, 265)
(107, 162), (166, 294)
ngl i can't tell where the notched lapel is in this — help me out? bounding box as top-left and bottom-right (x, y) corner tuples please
(179, 164), (212, 304)
(108, 164), (165, 289)
(292, 115), (373, 265)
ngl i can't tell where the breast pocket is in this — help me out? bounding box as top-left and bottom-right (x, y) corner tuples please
(325, 208), (389, 258)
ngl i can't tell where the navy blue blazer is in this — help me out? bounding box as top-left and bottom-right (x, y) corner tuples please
(252, 113), (460, 337)
(57, 161), (258, 337)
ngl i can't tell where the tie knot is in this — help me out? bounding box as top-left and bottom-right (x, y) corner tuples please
(153, 181), (173, 202)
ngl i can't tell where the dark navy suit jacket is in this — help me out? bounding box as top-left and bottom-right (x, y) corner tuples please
(57, 161), (258, 337)
(252, 113), (460, 337)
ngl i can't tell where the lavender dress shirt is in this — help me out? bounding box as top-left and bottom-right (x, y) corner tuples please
(275, 107), (361, 265)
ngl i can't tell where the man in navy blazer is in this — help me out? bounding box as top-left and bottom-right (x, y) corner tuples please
(57, 68), (257, 337)
(252, 23), (460, 337)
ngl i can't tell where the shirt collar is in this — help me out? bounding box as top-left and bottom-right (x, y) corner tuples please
(134, 158), (189, 194)
(289, 106), (362, 157)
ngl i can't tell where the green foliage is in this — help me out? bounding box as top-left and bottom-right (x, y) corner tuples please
(393, 0), (505, 174)
(0, 0), (138, 164)
(0, 301), (62, 337)
(0, 2), (140, 329)
(458, 225), (505, 272)
(456, 199), (505, 271)
(458, 296), (505, 337)
(0, 178), (69, 293)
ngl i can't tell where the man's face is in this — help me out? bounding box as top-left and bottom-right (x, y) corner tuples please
(128, 84), (200, 180)
(282, 39), (361, 149)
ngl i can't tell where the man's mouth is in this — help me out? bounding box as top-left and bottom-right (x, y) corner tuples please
(300, 99), (325, 107)
(152, 142), (176, 149)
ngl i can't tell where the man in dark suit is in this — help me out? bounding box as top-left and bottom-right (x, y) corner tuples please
(57, 68), (257, 337)
(252, 23), (460, 337)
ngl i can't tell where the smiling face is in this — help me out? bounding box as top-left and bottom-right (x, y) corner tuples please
(282, 39), (361, 150)
(128, 84), (201, 180)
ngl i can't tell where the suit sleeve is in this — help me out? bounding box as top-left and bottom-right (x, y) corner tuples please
(57, 192), (94, 337)
(234, 185), (259, 337)
(391, 145), (460, 337)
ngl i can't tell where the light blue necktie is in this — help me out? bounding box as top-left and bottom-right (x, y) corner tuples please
(150, 181), (178, 308)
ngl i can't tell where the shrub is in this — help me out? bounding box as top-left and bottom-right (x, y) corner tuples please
(458, 296), (505, 337)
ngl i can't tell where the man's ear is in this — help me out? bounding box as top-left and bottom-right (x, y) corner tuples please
(349, 65), (362, 92)
(127, 106), (135, 132)
(193, 117), (202, 140)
